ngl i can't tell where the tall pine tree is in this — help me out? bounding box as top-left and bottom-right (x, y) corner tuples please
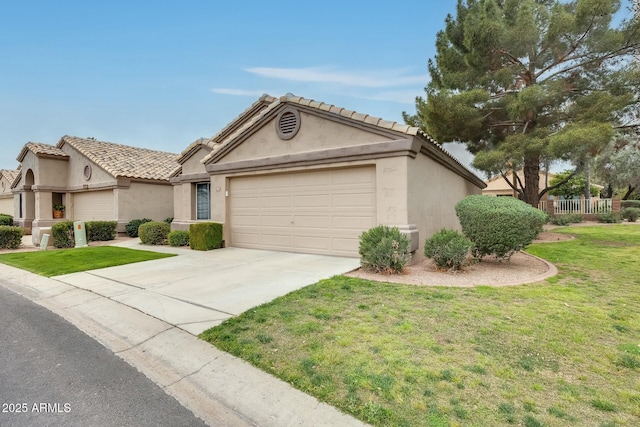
(405, 0), (640, 206)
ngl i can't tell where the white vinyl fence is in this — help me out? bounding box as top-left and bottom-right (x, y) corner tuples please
(538, 198), (613, 215)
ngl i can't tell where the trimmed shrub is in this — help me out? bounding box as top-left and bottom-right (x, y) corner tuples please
(52, 221), (75, 248)
(139, 221), (170, 245)
(549, 213), (584, 226)
(549, 215), (571, 226)
(168, 230), (190, 247)
(125, 218), (152, 238)
(620, 200), (640, 209)
(595, 212), (622, 223)
(189, 222), (223, 251)
(164, 217), (174, 224)
(455, 195), (547, 259)
(86, 221), (117, 241)
(359, 225), (411, 274)
(424, 228), (473, 270)
(0, 214), (13, 226)
(621, 207), (640, 222)
(0, 226), (23, 249)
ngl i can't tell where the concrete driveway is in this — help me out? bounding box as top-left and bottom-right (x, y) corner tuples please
(54, 241), (360, 335)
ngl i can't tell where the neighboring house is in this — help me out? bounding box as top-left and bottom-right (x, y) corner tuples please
(172, 94), (486, 258)
(483, 170), (557, 202)
(0, 168), (20, 216)
(12, 136), (179, 242)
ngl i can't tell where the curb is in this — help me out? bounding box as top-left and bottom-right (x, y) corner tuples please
(0, 263), (366, 427)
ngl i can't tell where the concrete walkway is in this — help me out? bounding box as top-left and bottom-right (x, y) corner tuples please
(0, 242), (365, 427)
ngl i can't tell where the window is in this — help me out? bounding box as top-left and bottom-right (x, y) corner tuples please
(196, 182), (210, 220)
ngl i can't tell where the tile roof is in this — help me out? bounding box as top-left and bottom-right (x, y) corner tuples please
(17, 142), (70, 162)
(58, 136), (180, 181)
(0, 169), (20, 184)
(201, 94), (457, 166)
(176, 94), (277, 165)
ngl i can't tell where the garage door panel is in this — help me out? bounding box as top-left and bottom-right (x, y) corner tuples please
(332, 193), (375, 207)
(73, 190), (114, 221)
(230, 167), (376, 256)
(332, 216), (374, 229)
(261, 195), (292, 208)
(294, 194), (331, 207)
(293, 215), (331, 228)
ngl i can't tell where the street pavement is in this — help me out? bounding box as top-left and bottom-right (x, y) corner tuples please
(0, 284), (208, 427)
(0, 242), (366, 427)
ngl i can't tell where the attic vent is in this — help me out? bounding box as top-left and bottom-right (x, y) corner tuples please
(275, 108), (301, 140)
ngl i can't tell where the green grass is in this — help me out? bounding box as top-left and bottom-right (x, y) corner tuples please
(0, 246), (175, 276)
(201, 225), (640, 426)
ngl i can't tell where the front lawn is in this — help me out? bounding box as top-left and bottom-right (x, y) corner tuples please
(201, 225), (640, 426)
(0, 246), (175, 277)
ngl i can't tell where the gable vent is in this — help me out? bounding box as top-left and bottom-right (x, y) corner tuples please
(275, 108), (301, 140)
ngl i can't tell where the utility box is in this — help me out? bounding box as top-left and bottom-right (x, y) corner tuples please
(39, 234), (50, 251)
(73, 221), (88, 248)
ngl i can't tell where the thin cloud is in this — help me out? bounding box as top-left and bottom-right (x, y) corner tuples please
(354, 90), (423, 104)
(245, 67), (427, 88)
(210, 88), (271, 97)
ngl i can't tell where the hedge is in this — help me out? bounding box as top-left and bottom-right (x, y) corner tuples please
(620, 200), (640, 209)
(86, 221), (117, 241)
(52, 221), (75, 248)
(455, 195), (547, 259)
(0, 226), (23, 249)
(189, 222), (223, 251)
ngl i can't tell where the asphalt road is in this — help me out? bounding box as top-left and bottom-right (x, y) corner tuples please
(0, 284), (208, 427)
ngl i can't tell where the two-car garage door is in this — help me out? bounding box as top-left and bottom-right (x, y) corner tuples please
(229, 167), (376, 257)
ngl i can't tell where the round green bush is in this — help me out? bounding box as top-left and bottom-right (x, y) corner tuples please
(424, 228), (473, 270)
(359, 225), (411, 274)
(0, 214), (14, 226)
(125, 218), (152, 237)
(138, 221), (170, 245)
(455, 195), (547, 260)
(0, 225), (23, 249)
(621, 207), (640, 222)
(168, 230), (190, 247)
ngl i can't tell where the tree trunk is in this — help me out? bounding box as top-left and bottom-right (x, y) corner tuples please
(522, 156), (541, 207)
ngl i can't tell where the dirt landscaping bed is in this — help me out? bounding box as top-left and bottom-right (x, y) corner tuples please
(346, 231), (571, 287)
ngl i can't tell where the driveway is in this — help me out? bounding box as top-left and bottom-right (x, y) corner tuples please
(54, 241), (360, 335)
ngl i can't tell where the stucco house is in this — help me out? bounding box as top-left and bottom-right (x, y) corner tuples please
(12, 135), (179, 242)
(483, 170), (557, 201)
(0, 168), (20, 216)
(172, 94), (485, 258)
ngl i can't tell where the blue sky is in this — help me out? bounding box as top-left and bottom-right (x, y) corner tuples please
(0, 1), (634, 172)
(0, 0), (461, 171)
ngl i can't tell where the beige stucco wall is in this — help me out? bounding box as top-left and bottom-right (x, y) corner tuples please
(62, 145), (116, 188)
(116, 182), (174, 231)
(19, 152), (69, 190)
(0, 175), (13, 215)
(217, 112), (390, 165)
(0, 198), (12, 216)
(181, 146), (211, 175)
(171, 146), (213, 230)
(408, 153), (483, 260)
